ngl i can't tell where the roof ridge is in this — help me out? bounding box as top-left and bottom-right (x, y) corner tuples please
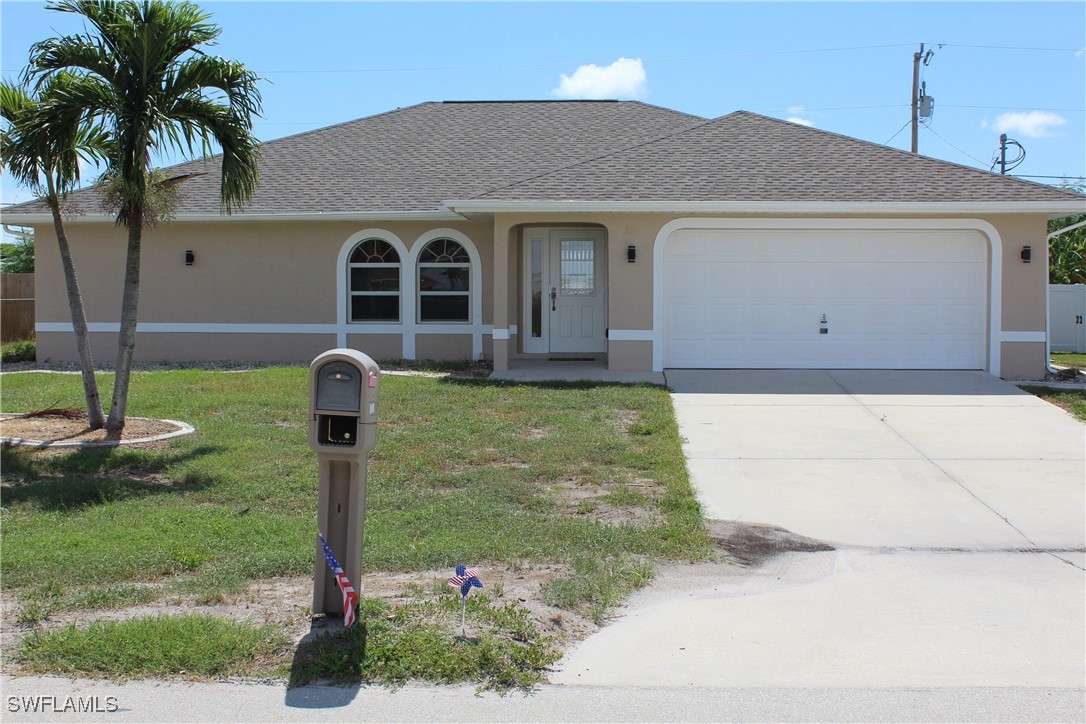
(733, 111), (1086, 200)
(478, 108), (1085, 202)
(105, 101), (443, 180)
(248, 100), (436, 148)
(472, 111), (723, 199)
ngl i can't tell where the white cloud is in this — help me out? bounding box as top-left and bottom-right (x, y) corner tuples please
(1076, 47), (1084, 58)
(784, 106), (815, 127)
(552, 57), (647, 100)
(990, 110), (1068, 138)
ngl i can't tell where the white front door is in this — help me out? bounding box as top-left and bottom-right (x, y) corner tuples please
(522, 229), (607, 354)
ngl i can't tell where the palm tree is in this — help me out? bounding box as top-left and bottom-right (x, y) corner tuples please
(1, 76), (108, 429)
(28, 0), (262, 433)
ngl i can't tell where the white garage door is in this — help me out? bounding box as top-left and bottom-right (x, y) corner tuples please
(663, 228), (988, 369)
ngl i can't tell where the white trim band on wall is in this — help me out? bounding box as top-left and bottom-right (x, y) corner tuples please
(37, 322), (495, 337)
(607, 329), (654, 341)
(1000, 331), (1046, 343)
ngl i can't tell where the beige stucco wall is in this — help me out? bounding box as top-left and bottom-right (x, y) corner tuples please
(607, 340), (653, 372)
(415, 333), (472, 360)
(999, 342), (1047, 380)
(989, 214), (1047, 331)
(32, 211), (1051, 376)
(345, 334), (403, 361)
(33, 219), (492, 363)
(35, 220), (493, 323)
(36, 330), (336, 363)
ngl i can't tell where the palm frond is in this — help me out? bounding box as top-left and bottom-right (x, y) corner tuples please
(27, 0), (262, 220)
(1, 76), (110, 200)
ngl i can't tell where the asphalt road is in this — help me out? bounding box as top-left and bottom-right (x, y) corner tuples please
(3, 675), (1084, 723)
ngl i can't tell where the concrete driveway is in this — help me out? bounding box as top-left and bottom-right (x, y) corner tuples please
(555, 370), (1085, 691)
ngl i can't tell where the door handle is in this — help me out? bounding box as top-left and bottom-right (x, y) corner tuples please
(550, 287), (557, 311)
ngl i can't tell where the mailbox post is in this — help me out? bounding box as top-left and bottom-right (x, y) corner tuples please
(308, 349), (379, 617)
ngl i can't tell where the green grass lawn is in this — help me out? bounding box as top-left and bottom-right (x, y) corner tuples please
(1, 368), (710, 687)
(1020, 385), (1086, 423)
(1052, 352), (1086, 369)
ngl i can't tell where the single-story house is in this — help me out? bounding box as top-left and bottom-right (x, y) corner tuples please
(6, 100), (1084, 378)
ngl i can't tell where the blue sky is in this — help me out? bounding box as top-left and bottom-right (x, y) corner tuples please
(2, 1), (1084, 209)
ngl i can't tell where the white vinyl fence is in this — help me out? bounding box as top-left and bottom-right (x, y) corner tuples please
(1049, 284), (1086, 353)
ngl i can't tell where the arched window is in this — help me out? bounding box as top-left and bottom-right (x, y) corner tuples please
(418, 238), (471, 322)
(348, 239), (400, 322)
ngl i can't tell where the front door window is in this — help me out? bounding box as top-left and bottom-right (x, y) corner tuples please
(560, 240), (595, 296)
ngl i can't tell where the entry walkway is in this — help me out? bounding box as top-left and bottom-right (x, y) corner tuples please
(490, 359), (665, 385)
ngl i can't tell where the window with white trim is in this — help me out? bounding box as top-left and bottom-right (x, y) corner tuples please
(418, 238), (470, 322)
(348, 239), (400, 322)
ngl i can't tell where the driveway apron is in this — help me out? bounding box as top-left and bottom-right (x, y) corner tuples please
(554, 370), (1085, 688)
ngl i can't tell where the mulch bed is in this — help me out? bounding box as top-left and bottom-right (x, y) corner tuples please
(0, 409), (183, 444)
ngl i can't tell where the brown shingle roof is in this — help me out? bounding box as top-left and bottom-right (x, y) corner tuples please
(4, 103), (1081, 218)
(474, 111), (1085, 203)
(3, 100), (705, 216)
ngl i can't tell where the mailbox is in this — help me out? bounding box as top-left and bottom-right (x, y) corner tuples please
(309, 351), (379, 455)
(308, 349), (380, 618)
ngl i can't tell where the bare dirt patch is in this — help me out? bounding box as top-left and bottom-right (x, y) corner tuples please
(551, 476), (663, 527)
(524, 426), (548, 440)
(0, 410), (186, 446)
(609, 408), (640, 434)
(1, 564), (597, 675)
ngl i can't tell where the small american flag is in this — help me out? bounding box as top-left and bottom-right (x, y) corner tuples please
(448, 565), (483, 598)
(319, 533), (359, 628)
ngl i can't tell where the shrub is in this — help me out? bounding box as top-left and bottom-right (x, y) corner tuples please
(1, 339), (35, 363)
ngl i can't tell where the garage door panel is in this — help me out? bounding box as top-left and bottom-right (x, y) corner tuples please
(663, 229), (987, 369)
(708, 304), (744, 333)
(667, 263), (707, 295)
(670, 303), (705, 335)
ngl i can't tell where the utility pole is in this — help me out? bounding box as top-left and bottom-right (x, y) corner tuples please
(911, 43), (923, 154)
(910, 44), (938, 153)
(994, 133), (1025, 175)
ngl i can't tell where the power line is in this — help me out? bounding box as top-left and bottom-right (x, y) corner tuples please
(945, 43), (1083, 52)
(884, 119), (913, 145)
(3, 41), (1079, 77)
(919, 124), (990, 167)
(798, 104), (1085, 113)
(1011, 174), (1086, 180)
(240, 43), (921, 75)
(2, 41), (922, 75)
(941, 104), (1086, 112)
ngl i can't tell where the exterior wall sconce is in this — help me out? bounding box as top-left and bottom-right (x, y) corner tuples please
(627, 245), (636, 263)
(185, 250), (195, 266)
(1020, 246), (1031, 263)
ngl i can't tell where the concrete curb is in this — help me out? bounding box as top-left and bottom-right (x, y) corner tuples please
(1015, 380), (1086, 392)
(0, 418), (196, 449)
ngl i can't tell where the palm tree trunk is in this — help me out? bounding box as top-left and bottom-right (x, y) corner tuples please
(50, 200), (106, 429)
(104, 209), (143, 433)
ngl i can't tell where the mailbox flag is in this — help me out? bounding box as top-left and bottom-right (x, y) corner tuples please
(319, 533), (359, 628)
